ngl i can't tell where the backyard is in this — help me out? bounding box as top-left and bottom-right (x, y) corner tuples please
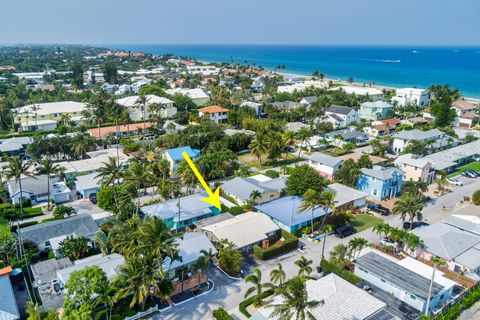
(237, 152), (303, 170)
(350, 213), (383, 233)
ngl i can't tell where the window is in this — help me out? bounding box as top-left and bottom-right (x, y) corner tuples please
(381, 279), (386, 283)
(373, 189), (378, 196)
(410, 295), (416, 300)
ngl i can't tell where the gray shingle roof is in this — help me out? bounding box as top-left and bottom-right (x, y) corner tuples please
(327, 105), (354, 115)
(393, 129), (444, 141)
(7, 175), (53, 196)
(309, 152), (343, 167)
(20, 214), (99, 245)
(221, 176), (286, 202)
(0, 276), (20, 320)
(354, 252), (443, 300)
(360, 166), (403, 181)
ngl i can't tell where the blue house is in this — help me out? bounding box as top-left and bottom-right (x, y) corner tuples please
(141, 193), (221, 231)
(356, 165), (404, 201)
(164, 146), (200, 173)
(254, 196), (330, 233)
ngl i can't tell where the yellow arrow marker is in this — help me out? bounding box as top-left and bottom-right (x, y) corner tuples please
(181, 151), (222, 210)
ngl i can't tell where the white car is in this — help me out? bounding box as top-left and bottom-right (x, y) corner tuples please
(380, 238), (398, 248)
(446, 178), (463, 186)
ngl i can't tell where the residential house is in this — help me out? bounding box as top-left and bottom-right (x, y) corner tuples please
(342, 130), (369, 145)
(252, 274), (387, 320)
(13, 101), (88, 131)
(57, 254), (125, 284)
(285, 121), (309, 133)
(7, 175), (70, 205)
(223, 128), (255, 137)
(0, 276), (20, 320)
(74, 173), (102, 199)
(116, 94), (176, 121)
(327, 183), (367, 210)
(165, 88), (210, 106)
(423, 139), (480, 173)
(299, 96), (318, 107)
(391, 129), (458, 155)
(200, 212), (280, 252)
(401, 117), (431, 127)
(163, 232), (217, 280)
(163, 120), (186, 133)
(221, 174), (286, 206)
(240, 101), (264, 116)
(356, 165), (403, 200)
(358, 101), (393, 121)
(57, 148), (130, 178)
(394, 153), (435, 183)
(324, 105), (359, 128)
(364, 118), (401, 137)
(20, 214), (99, 252)
(308, 152), (343, 181)
(412, 215), (480, 274)
(141, 192), (221, 231)
(0, 136), (32, 156)
(354, 251), (456, 314)
(271, 101), (303, 111)
(392, 88), (430, 107)
(164, 146), (200, 173)
(277, 80), (328, 94)
(88, 122), (152, 139)
(198, 105), (230, 124)
(333, 86), (383, 99)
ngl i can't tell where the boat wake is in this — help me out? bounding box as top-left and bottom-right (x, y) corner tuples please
(360, 58), (401, 63)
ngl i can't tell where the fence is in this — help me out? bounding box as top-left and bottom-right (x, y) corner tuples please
(124, 306), (158, 320)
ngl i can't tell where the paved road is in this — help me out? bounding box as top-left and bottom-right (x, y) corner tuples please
(152, 177), (480, 320)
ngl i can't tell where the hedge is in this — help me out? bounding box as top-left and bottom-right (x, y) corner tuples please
(320, 259), (361, 285)
(227, 206), (244, 216)
(212, 308), (234, 320)
(22, 207), (44, 218)
(11, 220), (39, 232)
(41, 217), (57, 223)
(239, 289), (274, 318)
(253, 230), (298, 260)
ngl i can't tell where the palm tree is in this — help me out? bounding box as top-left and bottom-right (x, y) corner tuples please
(401, 180), (428, 200)
(347, 237), (369, 260)
(244, 268), (273, 307)
(372, 222), (392, 241)
(35, 159), (59, 211)
(95, 282), (116, 320)
(4, 157), (34, 219)
(298, 189), (321, 234)
(283, 131), (297, 160)
(94, 230), (111, 256)
(199, 248), (216, 288)
(176, 160), (197, 195)
(270, 262), (286, 287)
(269, 276), (323, 320)
(95, 156), (122, 205)
(295, 256), (313, 276)
(60, 113), (72, 127)
(297, 128), (312, 159)
(425, 256), (447, 316)
(69, 133), (95, 159)
(135, 95), (150, 138)
(122, 161), (148, 213)
(30, 104), (40, 130)
(249, 190), (262, 206)
(320, 224), (335, 262)
(329, 244), (349, 268)
(392, 195), (424, 227)
(318, 190), (337, 259)
(249, 132), (268, 166)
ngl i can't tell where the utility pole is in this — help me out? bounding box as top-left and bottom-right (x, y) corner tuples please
(176, 197), (181, 234)
(425, 263), (437, 316)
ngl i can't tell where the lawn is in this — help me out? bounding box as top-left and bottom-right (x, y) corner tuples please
(22, 207), (44, 218)
(448, 161), (480, 178)
(350, 214), (383, 233)
(0, 218), (11, 240)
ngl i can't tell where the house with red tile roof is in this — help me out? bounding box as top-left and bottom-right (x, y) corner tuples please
(88, 122), (152, 139)
(198, 105), (230, 124)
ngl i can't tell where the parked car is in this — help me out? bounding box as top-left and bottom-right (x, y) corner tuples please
(335, 226), (356, 238)
(462, 170), (477, 178)
(403, 221), (429, 230)
(367, 203), (390, 215)
(463, 169), (480, 178)
(446, 178), (463, 186)
(380, 237), (398, 248)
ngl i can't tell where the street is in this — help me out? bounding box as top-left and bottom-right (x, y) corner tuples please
(151, 176), (480, 320)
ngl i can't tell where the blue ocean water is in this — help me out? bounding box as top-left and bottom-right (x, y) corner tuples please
(107, 45), (480, 98)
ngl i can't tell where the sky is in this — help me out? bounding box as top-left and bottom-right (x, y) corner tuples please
(1, 0), (479, 46)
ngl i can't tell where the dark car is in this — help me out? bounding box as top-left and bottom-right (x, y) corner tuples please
(89, 193), (97, 204)
(462, 170), (477, 178)
(403, 221), (429, 230)
(367, 203), (390, 215)
(335, 226), (356, 238)
(465, 169), (480, 177)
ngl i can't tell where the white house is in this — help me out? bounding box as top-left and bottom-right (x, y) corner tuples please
(452, 100), (479, 129)
(308, 152), (343, 181)
(240, 101), (263, 116)
(7, 175), (70, 205)
(198, 105), (230, 124)
(392, 88), (430, 107)
(115, 94), (176, 121)
(221, 174), (286, 206)
(324, 105), (359, 128)
(166, 87), (210, 106)
(332, 86), (383, 100)
(394, 153), (435, 183)
(392, 129), (458, 155)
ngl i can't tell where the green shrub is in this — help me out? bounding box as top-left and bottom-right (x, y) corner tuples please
(212, 308), (234, 320)
(143, 197), (163, 206)
(227, 206), (244, 215)
(52, 205), (76, 219)
(17, 221), (39, 229)
(264, 169), (280, 179)
(22, 207), (44, 218)
(320, 259), (361, 285)
(239, 289), (274, 318)
(97, 185), (118, 211)
(41, 217), (57, 223)
(430, 284), (480, 320)
(253, 230), (298, 260)
(472, 190), (480, 206)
